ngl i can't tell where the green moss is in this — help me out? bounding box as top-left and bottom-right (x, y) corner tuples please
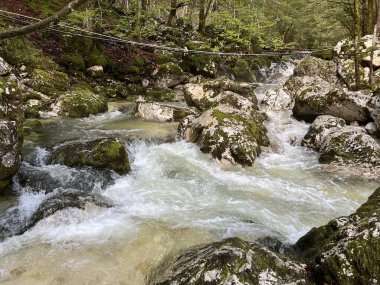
(59, 87), (108, 117)
(156, 63), (184, 76)
(60, 53), (86, 72)
(154, 53), (173, 64)
(28, 69), (70, 97)
(0, 37), (58, 70)
(145, 88), (176, 102)
(87, 46), (109, 67)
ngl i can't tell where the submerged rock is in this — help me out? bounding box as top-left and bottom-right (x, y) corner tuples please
(134, 101), (197, 122)
(0, 189), (111, 240)
(152, 237), (309, 285)
(178, 104), (268, 166)
(294, 187), (380, 284)
(58, 87), (108, 117)
(48, 138), (130, 174)
(302, 115), (346, 150)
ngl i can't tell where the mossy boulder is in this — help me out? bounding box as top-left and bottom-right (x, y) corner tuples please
(178, 104), (268, 166)
(28, 69), (70, 98)
(59, 87), (108, 117)
(302, 115), (346, 150)
(48, 138), (130, 174)
(319, 127), (380, 168)
(152, 237), (309, 285)
(153, 62), (187, 88)
(294, 187), (380, 284)
(293, 56), (337, 83)
(59, 53), (86, 72)
(183, 78), (257, 111)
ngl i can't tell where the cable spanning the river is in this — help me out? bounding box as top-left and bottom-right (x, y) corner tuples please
(0, 8), (374, 58)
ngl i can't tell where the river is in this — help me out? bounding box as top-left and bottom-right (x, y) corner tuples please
(0, 62), (378, 284)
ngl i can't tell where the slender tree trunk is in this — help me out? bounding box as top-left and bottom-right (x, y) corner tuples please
(0, 0), (89, 40)
(167, 0), (177, 26)
(354, 0), (361, 89)
(198, 0), (206, 34)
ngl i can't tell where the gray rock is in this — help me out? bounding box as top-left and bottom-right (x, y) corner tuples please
(0, 57), (12, 76)
(153, 63), (188, 88)
(261, 88), (294, 111)
(87, 65), (104, 78)
(365, 122), (378, 136)
(134, 101), (198, 122)
(367, 92), (380, 129)
(302, 115), (346, 150)
(152, 237), (309, 285)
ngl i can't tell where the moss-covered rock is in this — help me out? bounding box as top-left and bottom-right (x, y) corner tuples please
(152, 237), (309, 285)
(48, 138), (130, 174)
(294, 187), (380, 285)
(293, 56), (337, 83)
(302, 115), (346, 150)
(145, 88), (177, 102)
(319, 126), (380, 168)
(178, 104), (268, 166)
(153, 62), (187, 88)
(59, 53), (86, 72)
(28, 69), (70, 98)
(0, 37), (58, 70)
(59, 87), (108, 117)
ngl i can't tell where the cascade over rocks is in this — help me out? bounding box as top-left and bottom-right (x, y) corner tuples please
(294, 187), (380, 285)
(261, 88), (294, 111)
(301, 115), (346, 150)
(48, 138), (131, 174)
(152, 237), (309, 285)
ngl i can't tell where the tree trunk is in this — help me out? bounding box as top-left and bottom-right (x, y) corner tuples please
(354, 0), (361, 89)
(0, 0), (89, 40)
(198, 0), (206, 34)
(167, 0), (177, 26)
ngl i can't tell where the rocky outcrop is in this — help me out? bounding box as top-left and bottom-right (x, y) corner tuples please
(48, 138), (130, 174)
(134, 101), (197, 122)
(178, 104), (269, 166)
(153, 237), (309, 285)
(261, 88), (294, 111)
(294, 187), (380, 285)
(183, 78), (257, 111)
(58, 87), (108, 117)
(301, 115), (346, 150)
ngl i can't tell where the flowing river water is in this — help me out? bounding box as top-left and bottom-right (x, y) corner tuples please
(0, 62), (378, 284)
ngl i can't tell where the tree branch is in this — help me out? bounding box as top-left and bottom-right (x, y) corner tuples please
(0, 0), (89, 40)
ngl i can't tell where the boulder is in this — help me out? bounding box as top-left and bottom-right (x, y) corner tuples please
(293, 56), (337, 83)
(153, 62), (188, 88)
(367, 92), (380, 129)
(183, 78), (257, 111)
(261, 88), (294, 111)
(134, 101), (197, 122)
(153, 237), (309, 285)
(319, 127), (380, 170)
(0, 121), (21, 189)
(301, 115), (346, 150)
(294, 187), (380, 285)
(365, 122), (378, 136)
(59, 87), (108, 117)
(178, 104), (269, 166)
(87, 65), (104, 78)
(27, 69), (70, 97)
(48, 138), (130, 174)
(0, 57), (11, 76)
